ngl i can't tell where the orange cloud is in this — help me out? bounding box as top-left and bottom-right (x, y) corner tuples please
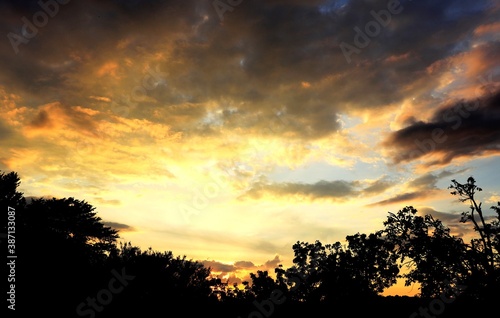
(89, 96), (112, 103)
(97, 61), (120, 78)
(474, 22), (500, 36)
(384, 52), (410, 63)
(301, 81), (311, 88)
(24, 102), (98, 138)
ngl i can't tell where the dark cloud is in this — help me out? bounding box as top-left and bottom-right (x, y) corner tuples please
(201, 256), (283, 286)
(242, 179), (360, 201)
(418, 207), (477, 239)
(263, 255), (281, 269)
(203, 255), (282, 274)
(102, 221), (135, 232)
(368, 169), (467, 206)
(202, 260), (235, 273)
(29, 110), (51, 128)
(0, 0), (496, 141)
(24, 195), (53, 203)
(362, 177), (395, 194)
(234, 260), (255, 269)
(368, 192), (425, 207)
(383, 89), (500, 165)
(242, 176), (396, 201)
(419, 207), (462, 225)
(25, 103), (98, 136)
(0, 119), (13, 140)
(408, 169), (468, 190)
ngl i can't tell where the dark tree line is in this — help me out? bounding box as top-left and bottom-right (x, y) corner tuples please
(1, 171), (498, 317)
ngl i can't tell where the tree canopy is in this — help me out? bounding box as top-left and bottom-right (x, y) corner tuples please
(1, 170), (498, 317)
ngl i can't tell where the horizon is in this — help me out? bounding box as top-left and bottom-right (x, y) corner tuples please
(1, 0), (499, 299)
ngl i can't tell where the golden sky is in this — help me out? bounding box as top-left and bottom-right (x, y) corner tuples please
(1, 0), (499, 296)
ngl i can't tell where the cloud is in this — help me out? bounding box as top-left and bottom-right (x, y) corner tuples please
(242, 179), (360, 201)
(24, 102), (98, 137)
(0, 119), (13, 140)
(368, 169), (467, 206)
(94, 197), (121, 206)
(368, 192), (428, 207)
(263, 255), (281, 269)
(383, 89), (500, 166)
(241, 176), (396, 201)
(102, 221), (135, 233)
(0, 0), (497, 189)
(0, 0), (499, 287)
(1, 0), (496, 144)
(234, 260), (255, 269)
(202, 260), (236, 273)
(408, 169), (468, 190)
(89, 96), (112, 103)
(417, 207), (476, 240)
(203, 256), (282, 274)
(202, 255), (283, 285)
(362, 177), (395, 195)
(28, 110), (51, 128)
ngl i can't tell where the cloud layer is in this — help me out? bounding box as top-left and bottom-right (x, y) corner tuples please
(1, 0), (499, 295)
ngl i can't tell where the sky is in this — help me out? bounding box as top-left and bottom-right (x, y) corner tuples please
(0, 0), (499, 296)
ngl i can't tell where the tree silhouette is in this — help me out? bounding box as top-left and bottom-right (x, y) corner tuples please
(449, 177), (497, 272)
(491, 203), (500, 264)
(1, 178), (119, 316)
(448, 177), (500, 301)
(276, 235), (398, 306)
(25, 197), (118, 263)
(382, 206), (470, 298)
(103, 242), (216, 316)
(2, 170), (498, 317)
(0, 170), (26, 209)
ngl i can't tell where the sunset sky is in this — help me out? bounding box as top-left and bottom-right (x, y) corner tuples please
(1, 0), (499, 296)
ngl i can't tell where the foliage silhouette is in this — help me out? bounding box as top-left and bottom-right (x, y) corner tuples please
(0, 170), (26, 209)
(382, 206), (470, 298)
(448, 177), (500, 301)
(1, 170), (498, 317)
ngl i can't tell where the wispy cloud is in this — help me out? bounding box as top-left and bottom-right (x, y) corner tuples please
(241, 176), (395, 201)
(368, 169), (468, 207)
